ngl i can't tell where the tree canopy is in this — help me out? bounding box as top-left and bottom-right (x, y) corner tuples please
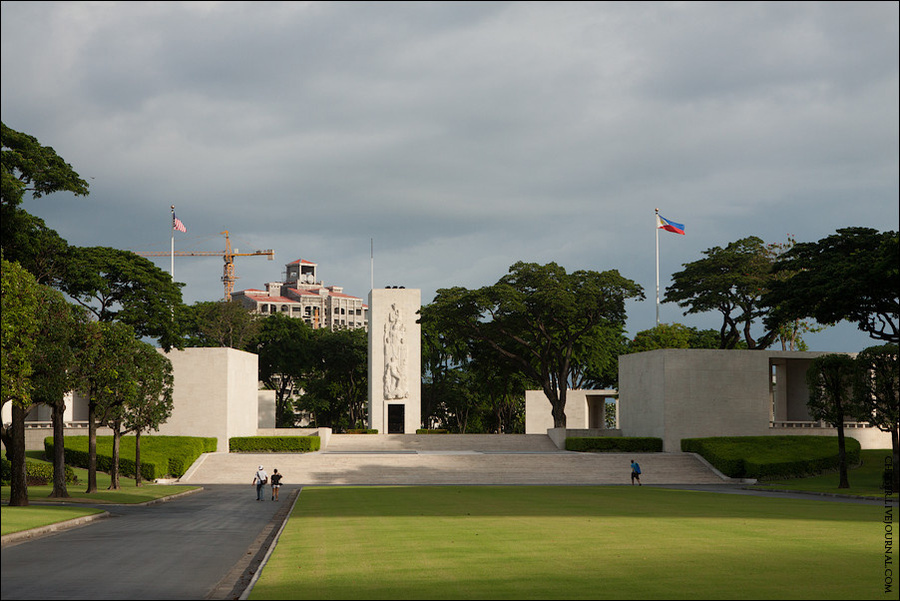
(59, 246), (184, 351)
(428, 261), (643, 428)
(764, 227), (899, 344)
(664, 236), (781, 349)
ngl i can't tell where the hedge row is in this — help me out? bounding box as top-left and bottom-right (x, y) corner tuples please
(1, 457), (77, 486)
(416, 429), (449, 434)
(229, 436), (321, 453)
(46, 436), (217, 480)
(566, 437), (663, 452)
(681, 435), (862, 480)
(345, 429), (379, 434)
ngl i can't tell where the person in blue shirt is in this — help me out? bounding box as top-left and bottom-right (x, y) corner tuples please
(630, 460), (642, 485)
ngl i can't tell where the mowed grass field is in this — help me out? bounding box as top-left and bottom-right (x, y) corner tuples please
(251, 486), (889, 600)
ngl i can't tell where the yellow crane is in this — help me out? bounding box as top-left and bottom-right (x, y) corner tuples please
(134, 230), (274, 301)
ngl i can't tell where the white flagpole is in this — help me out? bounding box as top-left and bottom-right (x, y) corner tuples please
(370, 238), (374, 291)
(655, 208), (660, 327)
(170, 205), (176, 281)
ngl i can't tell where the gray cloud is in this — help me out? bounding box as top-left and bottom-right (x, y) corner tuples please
(2, 1), (897, 352)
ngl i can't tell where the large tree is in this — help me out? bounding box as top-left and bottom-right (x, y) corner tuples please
(300, 328), (369, 430)
(850, 344), (898, 494)
(765, 228), (899, 345)
(664, 236), (782, 349)
(249, 314), (316, 427)
(116, 344), (174, 487)
(72, 321), (137, 493)
(429, 261), (643, 428)
(806, 354), (861, 489)
(59, 246), (184, 351)
(1, 258), (40, 506)
(30, 285), (84, 498)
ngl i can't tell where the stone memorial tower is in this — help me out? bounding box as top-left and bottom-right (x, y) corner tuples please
(368, 288), (421, 434)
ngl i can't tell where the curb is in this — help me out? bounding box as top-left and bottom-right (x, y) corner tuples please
(2, 511), (110, 547)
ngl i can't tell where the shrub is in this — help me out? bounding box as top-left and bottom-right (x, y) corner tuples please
(416, 429), (449, 434)
(229, 436), (321, 453)
(681, 436), (862, 480)
(345, 429), (379, 434)
(566, 437), (663, 452)
(47, 436), (217, 479)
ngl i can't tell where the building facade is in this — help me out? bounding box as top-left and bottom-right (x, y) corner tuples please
(232, 259), (368, 331)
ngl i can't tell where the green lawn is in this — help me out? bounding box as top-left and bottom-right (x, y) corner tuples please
(1, 505), (105, 535)
(751, 449), (893, 497)
(252, 486), (889, 600)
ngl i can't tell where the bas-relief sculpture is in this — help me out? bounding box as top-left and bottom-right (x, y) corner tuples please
(383, 303), (408, 400)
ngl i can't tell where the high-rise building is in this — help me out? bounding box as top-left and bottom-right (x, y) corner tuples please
(232, 259), (368, 331)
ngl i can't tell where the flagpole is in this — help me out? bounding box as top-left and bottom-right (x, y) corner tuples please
(170, 205), (176, 281)
(655, 208), (660, 327)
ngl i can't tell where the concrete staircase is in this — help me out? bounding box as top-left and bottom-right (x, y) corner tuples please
(182, 434), (729, 486)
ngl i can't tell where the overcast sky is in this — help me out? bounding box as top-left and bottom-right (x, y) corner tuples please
(2, 1), (897, 352)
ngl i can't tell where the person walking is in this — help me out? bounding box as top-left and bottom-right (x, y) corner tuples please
(630, 459), (642, 485)
(270, 468), (283, 501)
(253, 465), (268, 501)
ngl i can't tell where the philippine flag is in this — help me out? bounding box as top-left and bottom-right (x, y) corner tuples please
(656, 214), (685, 235)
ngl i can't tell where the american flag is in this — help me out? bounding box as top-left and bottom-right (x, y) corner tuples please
(173, 214), (187, 233)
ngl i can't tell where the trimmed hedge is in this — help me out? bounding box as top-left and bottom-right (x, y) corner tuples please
(681, 435), (862, 480)
(345, 429), (379, 434)
(0, 457), (73, 486)
(566, 437), (663, 453)
(47, 436), (217, 480)
(229, 436), (321, 453)
(416, 429), (449, 434)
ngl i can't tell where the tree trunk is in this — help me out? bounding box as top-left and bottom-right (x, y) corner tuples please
(49, 401), (69, 498)
(836, 422), (849, 489)
(86, 400), (98, 494)
(109, 425), (121, 490)
(7, 404), (29, 507)
(135, 429), (142, 487)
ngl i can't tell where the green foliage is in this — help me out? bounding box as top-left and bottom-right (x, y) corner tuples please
(766, 227), (899, 344)
(565, 437), (663, 452)
(345, 429), (379, 434)
(681, 436), (861, 480)
(48, 436), (216, 479)
(416, 429), (450, 434)
(249, 314), (315, 427)
(58, 246), (184, 351)
(664, 236), (781, 349)
(1, 258), (39, 408)
(626, 322), (725, 353)
(298, 328), (368, 431)
(1, 122), (90, 208)
(181, 300), (261, 349)
(1, 457), (75, 487)
(427, 261), (643, 429)
(229, 436), (321, 452)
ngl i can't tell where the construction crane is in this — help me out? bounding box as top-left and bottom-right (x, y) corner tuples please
(134, 231), (275, 301)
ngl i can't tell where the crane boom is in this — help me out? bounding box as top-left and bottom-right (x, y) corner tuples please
(133, 230), (274, 300)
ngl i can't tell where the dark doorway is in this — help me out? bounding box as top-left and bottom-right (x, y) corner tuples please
(387, 404), (405, 434)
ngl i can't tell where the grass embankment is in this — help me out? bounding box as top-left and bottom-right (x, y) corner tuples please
(252, 486), (887, 600)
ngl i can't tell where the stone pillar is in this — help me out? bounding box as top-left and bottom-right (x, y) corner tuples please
(368, 288), (421, 434)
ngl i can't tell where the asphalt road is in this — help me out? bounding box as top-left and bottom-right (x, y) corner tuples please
(1, 485), (299, 600)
